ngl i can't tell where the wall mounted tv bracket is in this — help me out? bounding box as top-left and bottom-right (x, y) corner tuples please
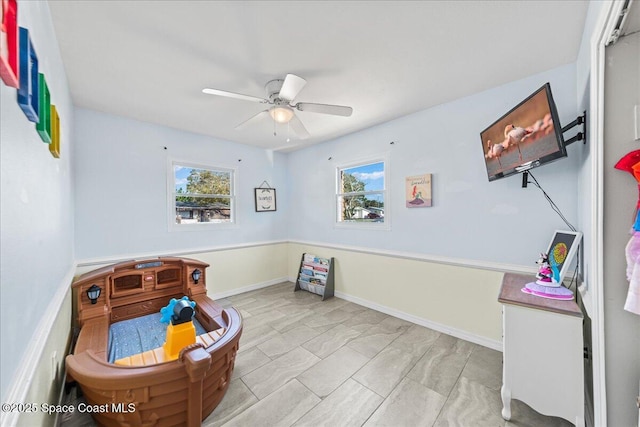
(562, 111), (587, 147)
(522, 111), (587, 188)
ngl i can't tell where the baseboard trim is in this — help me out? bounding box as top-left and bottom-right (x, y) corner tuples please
(209, 277), (289, 300)
(334, 290), (503, 352)
(0, 264), (75, 427)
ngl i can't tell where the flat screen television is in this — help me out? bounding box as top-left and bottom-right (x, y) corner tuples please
(480, 83), (566, 182)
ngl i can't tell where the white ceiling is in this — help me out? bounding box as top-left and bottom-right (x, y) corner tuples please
(48, 1), (589, 152)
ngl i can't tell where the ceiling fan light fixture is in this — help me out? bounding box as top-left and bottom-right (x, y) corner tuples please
(269, 106), (294, 124)
(203, 74), (353, 140)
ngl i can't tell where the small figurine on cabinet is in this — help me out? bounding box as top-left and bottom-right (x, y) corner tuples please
(522, 247), (575, 301)
(535, 253), (553, 286)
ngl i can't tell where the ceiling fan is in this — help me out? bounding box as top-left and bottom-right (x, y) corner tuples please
(202, 74), (353, 139)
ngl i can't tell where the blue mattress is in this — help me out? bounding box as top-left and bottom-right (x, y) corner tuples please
(108, 313), (207, 363)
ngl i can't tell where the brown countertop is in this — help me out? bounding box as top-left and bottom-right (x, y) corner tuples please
(498, 272), (583, 318)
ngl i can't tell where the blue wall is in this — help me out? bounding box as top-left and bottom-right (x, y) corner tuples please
(0, 1), (75, 401)
(73, 108), (289, 261)
(286, 64), (580, 267)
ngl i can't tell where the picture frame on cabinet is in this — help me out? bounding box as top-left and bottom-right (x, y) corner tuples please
(544, 230), (582, 285)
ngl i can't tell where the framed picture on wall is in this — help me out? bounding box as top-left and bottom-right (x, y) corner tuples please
(545, 230), (582, 285)
(405, 174), (432, 207)
(254, 187), (276, 212)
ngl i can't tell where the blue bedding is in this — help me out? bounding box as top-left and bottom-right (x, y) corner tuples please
(108, 313), (207, 363)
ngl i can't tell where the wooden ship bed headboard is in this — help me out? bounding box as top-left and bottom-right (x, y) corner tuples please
(66, 257), (243, 427)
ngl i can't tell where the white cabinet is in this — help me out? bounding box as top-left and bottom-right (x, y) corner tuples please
(499, 273), (584, 427)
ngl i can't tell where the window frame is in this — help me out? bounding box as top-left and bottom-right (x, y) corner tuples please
(335, 156), (389, 230)
(167, 159), (237, 231)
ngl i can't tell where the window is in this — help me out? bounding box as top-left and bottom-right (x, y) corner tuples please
(336, 160), (386, 226)
(170, 162), (235, 227)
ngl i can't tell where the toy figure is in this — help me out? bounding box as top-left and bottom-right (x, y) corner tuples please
(535, 253), (553, 286)
(160, 296), (197, 360)
(522, 252), (574, 300)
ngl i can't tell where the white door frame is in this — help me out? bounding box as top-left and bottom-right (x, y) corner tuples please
(588, 1), (633, 425)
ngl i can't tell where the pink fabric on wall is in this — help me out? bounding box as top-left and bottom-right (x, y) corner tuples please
(616, 151), (640, 315)
(624, 232), (640, 315)
(626, 232), (640, 280)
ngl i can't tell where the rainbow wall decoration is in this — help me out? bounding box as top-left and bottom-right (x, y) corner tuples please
(1, 0), (61, 158)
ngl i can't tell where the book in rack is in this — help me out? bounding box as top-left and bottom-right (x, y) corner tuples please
(294, 253), (335, 300)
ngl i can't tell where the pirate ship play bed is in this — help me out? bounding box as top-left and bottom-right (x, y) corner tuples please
(65, 257), (242, 427)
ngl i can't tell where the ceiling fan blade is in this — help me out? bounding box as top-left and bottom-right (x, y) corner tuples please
(203, 88), (268, 104)
(295, 102), (353, 117)
(235, 110), (270, 130)
(278, 74), (307, 101)
(288, 114), (310, 139)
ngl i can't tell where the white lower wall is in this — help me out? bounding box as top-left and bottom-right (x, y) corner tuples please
(75, 242), (290, 299)
(288, 242), (506, 348)
(1, 271), (74, 427)
(16, 289), (72, 427)
(75, 240), (507, 349)
(184, 243), (289, 298)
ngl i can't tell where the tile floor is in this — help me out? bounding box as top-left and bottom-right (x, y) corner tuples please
(207, 282), (574, 427)
(61, 282), (574, 427)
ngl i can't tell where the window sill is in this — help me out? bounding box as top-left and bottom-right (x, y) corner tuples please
(168, 222), (238, 232)
(334, 221), (390, 231)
